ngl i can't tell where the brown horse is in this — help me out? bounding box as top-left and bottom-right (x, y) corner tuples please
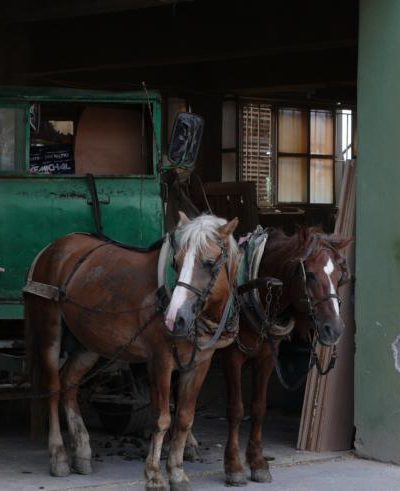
(24, 212), (239, 491)
(220, 226), (351, 485)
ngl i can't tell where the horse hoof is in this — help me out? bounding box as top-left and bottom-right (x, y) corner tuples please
(250, 468), (272, 483)
(146, 482), (167, 491)
(225, 472), (248, 486)
(184, 445), (200, 462)
(50, 460), (70, 477)
(72, 457), (92, 475)
(169, 481), (191, 491)
(146, 476), (167, 491)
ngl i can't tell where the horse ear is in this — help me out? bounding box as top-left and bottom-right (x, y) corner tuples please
(177, 211), (190, 226)
(219, 217), (239, 237)
(329, 236), (353, 250)
(297, 226), (309, 246)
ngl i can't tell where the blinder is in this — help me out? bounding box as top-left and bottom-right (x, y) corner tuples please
(338, 259), (351, 287)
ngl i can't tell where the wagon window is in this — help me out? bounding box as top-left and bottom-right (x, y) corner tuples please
(29, 103), (154, 176)
(0, 107), (26, 172)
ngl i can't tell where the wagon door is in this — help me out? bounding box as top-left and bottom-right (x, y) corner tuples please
(0, 96), (164, 319)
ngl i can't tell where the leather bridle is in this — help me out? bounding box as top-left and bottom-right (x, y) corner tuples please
(168, 232), (239, 370)
(298, 258), (343, 320)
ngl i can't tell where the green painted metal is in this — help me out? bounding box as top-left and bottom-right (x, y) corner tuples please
(0, 87), (164, 319)
(0, 305), (24, 319)
(355, 0), (400, 464)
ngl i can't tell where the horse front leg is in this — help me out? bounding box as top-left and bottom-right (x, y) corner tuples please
(167, 357), (212, 491)
(222, 347), (247, 486)
(145, 359), (173, 491)
(246, 344), (274, 483)
(60, 350), (100, 475)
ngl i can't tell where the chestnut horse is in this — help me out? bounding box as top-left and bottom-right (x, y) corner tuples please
(219, 226), (350, 485)
(24, 212), (239, 491)
(221, 226), (351, 485)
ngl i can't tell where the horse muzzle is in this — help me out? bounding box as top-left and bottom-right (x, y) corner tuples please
(317, 317), (344, 346)
(165, 302), (196, 338)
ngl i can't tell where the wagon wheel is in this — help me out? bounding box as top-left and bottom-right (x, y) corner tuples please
(89, 362), (153, 435)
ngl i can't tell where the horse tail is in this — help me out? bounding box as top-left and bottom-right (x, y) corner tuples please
(25, 296), (49, 440)
(24, 242), (57, 440)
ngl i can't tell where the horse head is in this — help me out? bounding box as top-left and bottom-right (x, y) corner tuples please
(164, 212), (239, 337)
(292, 229), (352, 346)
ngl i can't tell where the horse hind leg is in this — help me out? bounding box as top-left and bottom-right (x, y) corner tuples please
(26, 298), (70, 477)
(60, 350), (99, 475)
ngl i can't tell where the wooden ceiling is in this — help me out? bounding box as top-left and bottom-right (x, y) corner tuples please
(0, 0), (358, 103)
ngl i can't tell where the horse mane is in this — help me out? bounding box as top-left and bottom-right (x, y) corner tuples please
(265, 226), (350, 277)
(178, 214), (239, 272)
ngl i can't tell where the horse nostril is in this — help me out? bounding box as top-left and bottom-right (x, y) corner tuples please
(324, 323), (334, 340)
(175, 316), (186, 332)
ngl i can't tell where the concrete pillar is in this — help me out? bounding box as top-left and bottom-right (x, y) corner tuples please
(355, 0), (400, 463)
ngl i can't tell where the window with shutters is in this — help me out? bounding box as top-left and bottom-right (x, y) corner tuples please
(224, 100), (353, 208)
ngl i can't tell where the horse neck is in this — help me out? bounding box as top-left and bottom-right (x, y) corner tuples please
(259, 231), (305, 311)
(260, 232), (297, 277)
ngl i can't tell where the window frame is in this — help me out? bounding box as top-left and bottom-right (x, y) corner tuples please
(276, 106), (336, 206)
(221, 97), (239, 182)
(0, 93), (162, 178)
(0, 102), (29, 175)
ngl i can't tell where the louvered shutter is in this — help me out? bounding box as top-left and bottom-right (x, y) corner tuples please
(240, 103), (273, 207)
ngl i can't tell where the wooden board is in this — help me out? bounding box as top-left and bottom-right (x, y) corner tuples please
(74, 106), (148, 175)
(297, 159), (356, 451)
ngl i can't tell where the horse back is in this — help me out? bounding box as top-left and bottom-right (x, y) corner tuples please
(31, 233), (160, 305)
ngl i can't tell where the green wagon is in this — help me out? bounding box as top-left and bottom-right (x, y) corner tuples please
(0, 86), (202, 429)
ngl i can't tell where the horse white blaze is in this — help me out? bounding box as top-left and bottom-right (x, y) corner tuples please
(323, 258), (340, 315)
(165, 247), (196, 331)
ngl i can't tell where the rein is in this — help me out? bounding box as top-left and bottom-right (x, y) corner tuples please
(267, 255), (342, 390)
(17, 309), (161, 402)
(268, 334), (337, 392)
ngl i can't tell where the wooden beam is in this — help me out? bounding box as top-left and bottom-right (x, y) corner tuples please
(28, 48), (355, 96)
(1, 0), (192, 24)
(25, 39), (357, 79)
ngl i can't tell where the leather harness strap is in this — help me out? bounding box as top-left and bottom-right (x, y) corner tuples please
(23, 241), (111, 303)
(23, 280), (61, 301)
(175, 281), (203, 297)
(86, 173), (103, 237)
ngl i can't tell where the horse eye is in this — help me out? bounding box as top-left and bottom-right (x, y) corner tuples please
(202, 258), (216, 269)
(306, 271), (317, 282)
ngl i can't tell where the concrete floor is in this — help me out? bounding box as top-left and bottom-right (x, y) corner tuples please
(190, 457), (400, 491)
(1, 410), (399, 491)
